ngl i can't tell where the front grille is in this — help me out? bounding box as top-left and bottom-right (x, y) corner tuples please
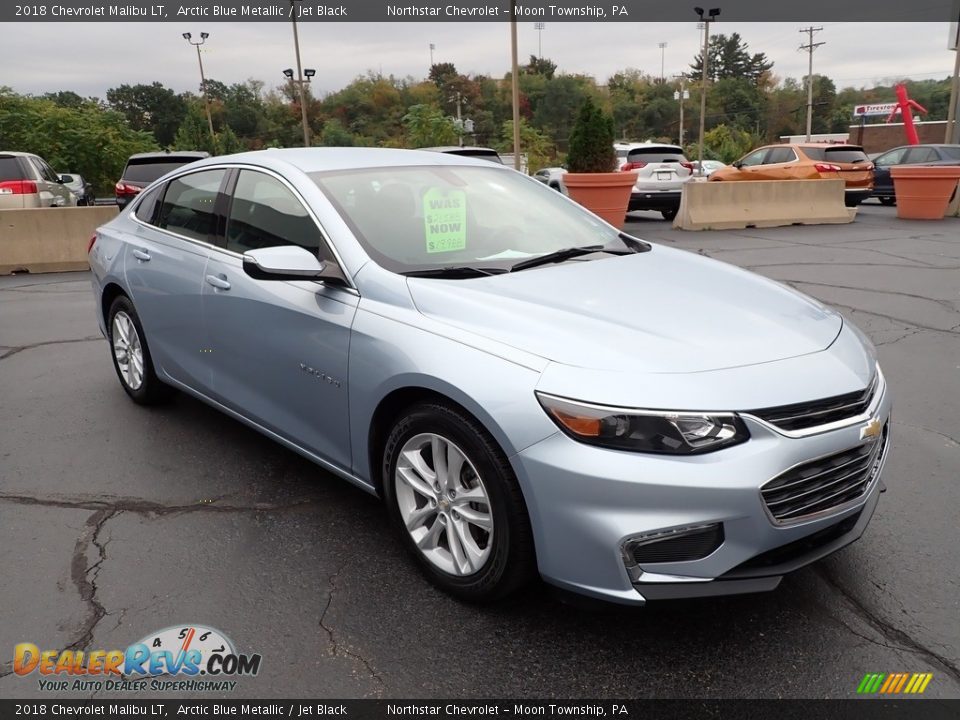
(749, 374), (878, 432)
(628, 524), (724, 564)
(761, 425), (887, 524)
(731, 510), (862, 573)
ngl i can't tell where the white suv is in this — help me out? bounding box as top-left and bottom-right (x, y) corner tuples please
(0, 151), (77, 210)
(617, 143), (694, 221)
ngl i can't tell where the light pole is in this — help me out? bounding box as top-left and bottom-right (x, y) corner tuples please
(534, 22), (545, 58)
(288, 0), (311, 147)
(693, 7), (720, 177)
(673, 75), (689, 147)
(283, 67), (315, 147)
(182, 32), (215, 144)
(429, 43), (436, 67)
(510, 9), (521, 171)
(658, 42), (667, 83)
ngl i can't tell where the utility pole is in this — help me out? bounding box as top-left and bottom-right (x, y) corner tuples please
(510, 8), (521, 171)
(289, 0), (310, 147)
(182, 32), (215, 144)
(534, 22), (545, 58)
(673, 75), (688, 147)
(429, 43), (435, 67)
(800, 26), (825, 142)
(658, 42), (667, 84)
(694, 7), (720, 177)
(455, 92), (464, 147)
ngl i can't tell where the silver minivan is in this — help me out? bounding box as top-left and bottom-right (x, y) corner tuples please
(0, 151), (77, 209)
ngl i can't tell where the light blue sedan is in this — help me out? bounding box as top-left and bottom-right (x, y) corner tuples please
(89, 148), (891, 605)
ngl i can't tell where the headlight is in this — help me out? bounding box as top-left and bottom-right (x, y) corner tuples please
(536, 393), (750, 455)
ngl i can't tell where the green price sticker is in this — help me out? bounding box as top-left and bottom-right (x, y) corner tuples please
(423, 188), (467, 253)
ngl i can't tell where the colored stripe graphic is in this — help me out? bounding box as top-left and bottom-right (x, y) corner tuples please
(858, 672), (933, 694)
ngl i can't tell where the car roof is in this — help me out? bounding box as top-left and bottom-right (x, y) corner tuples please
(185, 147), (513, 175)
(617, 142), (682, 151)
(421, 146), (500, 154)
(789, 143), (866, 150)
(0, 151), (39, 158)
(126, 151), (210, 161)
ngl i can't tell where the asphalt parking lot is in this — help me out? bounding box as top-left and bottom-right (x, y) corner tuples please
(1, 203), (958, 700)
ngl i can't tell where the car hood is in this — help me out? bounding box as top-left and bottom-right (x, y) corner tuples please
(407, 246), (842, 374)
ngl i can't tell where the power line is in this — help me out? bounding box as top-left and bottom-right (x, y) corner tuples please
(799, 26), (825, 141)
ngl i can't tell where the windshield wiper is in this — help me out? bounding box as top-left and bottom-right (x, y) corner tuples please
(509, 245), (632, 272)
(403, 266), (506, 279)
(618, 232), (651, 253)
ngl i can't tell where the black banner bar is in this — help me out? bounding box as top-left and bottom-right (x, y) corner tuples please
(3, 0), (960, 22)
(1, 700), (959, 720)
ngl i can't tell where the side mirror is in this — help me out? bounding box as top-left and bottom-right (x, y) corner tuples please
(732, 161), (743, 169)
(58, 174), (74, 183)
(243, 246), (347, 285)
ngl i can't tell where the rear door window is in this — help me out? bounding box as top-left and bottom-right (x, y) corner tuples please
(940, 147), (960, 161)
(156, 169), (227, 243)
(903, 147), (938, 163)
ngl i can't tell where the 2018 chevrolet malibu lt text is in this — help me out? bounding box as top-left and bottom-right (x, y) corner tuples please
(89, 148), (891, 605)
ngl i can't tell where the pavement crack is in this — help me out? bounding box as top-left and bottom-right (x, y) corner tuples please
(318, 564), (385, 693)
(0, 492), (326, 516)
(0, 336), (103, 360)
(815, 565), (960, 683)
(891, 420), (960, 448)
(66, 508), (119, 655)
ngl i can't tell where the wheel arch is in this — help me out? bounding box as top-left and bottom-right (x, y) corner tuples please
(100, 282), (129, 327)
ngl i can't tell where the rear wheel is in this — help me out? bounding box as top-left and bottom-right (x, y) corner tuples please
(879, 197), (896, 206)
(845, 197), (864, 208)
(107, 296), (174, 405)
(382, 401), (535, 602)
(661, 208), (679, 221)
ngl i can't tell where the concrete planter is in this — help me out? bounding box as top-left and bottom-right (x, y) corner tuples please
(890, 166), (960, 220)
(563, 172), (638, 227)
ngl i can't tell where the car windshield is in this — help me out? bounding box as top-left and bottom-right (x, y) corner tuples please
(311, 165), (624, 274)
(123, 158), (200, 183)
(804, 147), (869, 163)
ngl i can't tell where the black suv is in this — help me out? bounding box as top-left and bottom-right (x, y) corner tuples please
(115, 151), (209, 208)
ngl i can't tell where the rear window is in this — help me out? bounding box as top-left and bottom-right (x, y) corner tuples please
(0, 156), (25, 182)
(804, 147), (869, 163)
(626, 148), (687, 163)
(123, 158), (202, 184)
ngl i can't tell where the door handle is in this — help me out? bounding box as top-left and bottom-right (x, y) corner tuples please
(131, 249), (151, 262)
(205, 274), (231, 290)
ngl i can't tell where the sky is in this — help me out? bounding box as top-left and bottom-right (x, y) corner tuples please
(1, 21), (957, 100)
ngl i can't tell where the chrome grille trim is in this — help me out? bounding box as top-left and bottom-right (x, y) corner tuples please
(742, 366), (884, 439)
(760, 424), (888, 525)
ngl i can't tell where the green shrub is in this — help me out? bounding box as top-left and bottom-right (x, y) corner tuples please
(566, 97), (616, 173)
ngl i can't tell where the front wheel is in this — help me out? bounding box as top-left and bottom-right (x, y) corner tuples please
(382, 401), (535, 602)
(661, 208), (679, 221)
(878, 197), (896, 206)
(107, 295), (173, 405)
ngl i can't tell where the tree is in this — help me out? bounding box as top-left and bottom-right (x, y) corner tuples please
(565, 97), (615, 173)
(402, 104), (458, 147)
(106, 82), (188, 146)
(690, 33), (773, 84)
(524, 55), (557, 80)
(320, 119), (356, 146)
(497, 119), (555, 172)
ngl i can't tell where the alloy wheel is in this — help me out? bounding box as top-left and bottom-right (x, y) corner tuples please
(112, 311), (144, 391)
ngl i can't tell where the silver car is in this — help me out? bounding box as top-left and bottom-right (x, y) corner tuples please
(0, 151), (77, 209)
(88, 148), (890, 605)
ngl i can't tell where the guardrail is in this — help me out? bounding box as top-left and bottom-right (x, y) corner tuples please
(673, 178), (854, 231)
(0, 206), (119, 275)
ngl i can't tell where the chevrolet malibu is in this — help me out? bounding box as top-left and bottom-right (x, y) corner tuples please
(88, 148), (891, 605)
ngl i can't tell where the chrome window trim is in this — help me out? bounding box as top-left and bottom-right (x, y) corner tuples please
(741, 366), (884, 439)
(127, 162), (358, 293)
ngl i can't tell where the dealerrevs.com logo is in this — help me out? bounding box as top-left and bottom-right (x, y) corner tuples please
(14, 624), (261, 692)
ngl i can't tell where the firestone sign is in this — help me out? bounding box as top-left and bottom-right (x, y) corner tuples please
(852, 103), (901, 118)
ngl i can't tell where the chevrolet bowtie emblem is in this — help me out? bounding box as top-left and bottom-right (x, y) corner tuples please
(860, 418), (883, 441)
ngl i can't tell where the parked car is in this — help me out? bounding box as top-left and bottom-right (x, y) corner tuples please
(59, 173), (95, 206)
(710, 144), (874, 207)
(89, 148), (890, 605)
(422, 146), (503, 163)
(115, 151), (210, 208)
(0, 151), (77, 209)
(618, 143), (695, 220)
(532, 167), (568, 194)
(870, 144), (960, 205)
(690, 160), (727, 177)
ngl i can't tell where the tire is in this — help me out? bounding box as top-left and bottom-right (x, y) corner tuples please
(661, 208), (679, 221)
(879, 197), (896, 207)
(106, 295), (174, 405)
(845, 197), (864, 208)
(382, 401), (535, 602)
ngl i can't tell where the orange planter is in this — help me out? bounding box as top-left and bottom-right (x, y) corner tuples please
(563, 172), (638, 227)
(890, 165), (960, 220)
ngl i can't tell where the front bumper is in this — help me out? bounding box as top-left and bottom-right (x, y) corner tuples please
(512, 378), (891, 605)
